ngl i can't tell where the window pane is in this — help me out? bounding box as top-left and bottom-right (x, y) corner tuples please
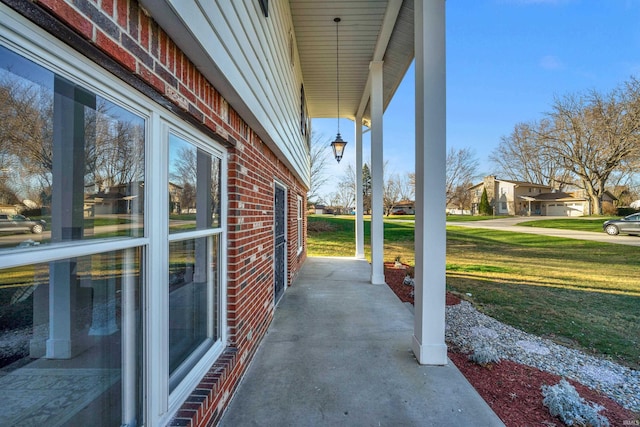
(0, 248), (143, 426)
(168, 236), (218, 389)
(0, 45), (145, 251)
(169, 134), (221, 233)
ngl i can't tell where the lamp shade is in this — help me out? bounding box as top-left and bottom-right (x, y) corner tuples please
(331, 133), (347, 163)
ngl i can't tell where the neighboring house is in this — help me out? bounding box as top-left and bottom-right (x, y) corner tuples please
(469, 176), (617, 216)
(0, 2), (438, 427)
(469, 176), (553, 216)
(392, 200), (415, 215)
(310, 204), (329, 215)
(85, 181), (146, 215)
(446, 206), (471, 215)
(0, 204), (19, 215)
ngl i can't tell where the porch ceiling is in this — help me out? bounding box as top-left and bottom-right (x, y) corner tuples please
(291, 0), (415, 124)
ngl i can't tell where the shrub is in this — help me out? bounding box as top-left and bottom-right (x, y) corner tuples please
(541, 379), (609, 427)
(307, 221), (337, 233)
(479, 188), (493, 216)
(405, 265), (414, 278)
(617, 207), (640, 216)
(402, 275), (414, 287)
(601, 201), (617, 216)
(468, 342), (501, 366)
(20, 207), (46, 218)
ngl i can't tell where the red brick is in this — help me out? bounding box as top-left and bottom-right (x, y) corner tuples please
(116, 0), (127, 28)
(36, 0), (94, 40)
(139, 10), (150, 49)
(101, 0), (115, 17)
(128, 1), (138, 38)
(95, 30), (136, 71)
(137, 64), (165, 93)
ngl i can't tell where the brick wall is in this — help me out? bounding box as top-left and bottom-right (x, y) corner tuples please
(4, 0), (308, 425)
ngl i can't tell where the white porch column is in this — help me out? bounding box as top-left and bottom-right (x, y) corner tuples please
(355, 115), (365, 259)
(370, 60), (385, 284)
(412, 0), (448, 365)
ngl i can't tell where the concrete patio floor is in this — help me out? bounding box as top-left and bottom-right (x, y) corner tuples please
(219, 256), (504, 426)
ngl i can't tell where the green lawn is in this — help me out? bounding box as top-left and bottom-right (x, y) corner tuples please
(446, 215), (510, 222)
(518, 217), (617, 232)
(307, 215), (640, 369)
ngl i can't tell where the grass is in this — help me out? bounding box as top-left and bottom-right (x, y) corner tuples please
(446, 215), (510, 222)
(307, 215), (640, 369)
(518, 217), (617, 232)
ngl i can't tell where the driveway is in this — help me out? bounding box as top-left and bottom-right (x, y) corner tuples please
(447, 216), (640, 247)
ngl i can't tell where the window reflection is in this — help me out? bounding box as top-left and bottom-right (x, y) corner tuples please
(169, 134), (221, 233)
(0, 45), (145, 250)
(0, 248), (142, 426)
(168, 236), (218, 390)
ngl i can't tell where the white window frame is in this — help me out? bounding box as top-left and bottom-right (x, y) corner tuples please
(164, 123), (228, 417)
(0, 6), (228, 427)
(296, 195), (303, 255)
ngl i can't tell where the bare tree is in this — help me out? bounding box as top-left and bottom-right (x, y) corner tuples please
(308, 132), (332, 203)
(0, 74), (54, 204)
(330, 181), (355, 214)
(407, 172), (415, 198)
(449, 184), (473, 212)
(446, 147), (479, 207)
(397, 172), (415, 202)
(383, 173), (402, 216)
(1, 72), (145, 212)
(543, 78), (640, 214)
(489, 121), (570, 188)
(88, 100), (145, 190)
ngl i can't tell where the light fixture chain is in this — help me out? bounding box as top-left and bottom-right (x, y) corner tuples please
(336, 17), (340, 134)
(330, 17), (347, 163)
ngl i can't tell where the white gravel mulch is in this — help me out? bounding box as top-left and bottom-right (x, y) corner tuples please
(446, 300), (640, 412)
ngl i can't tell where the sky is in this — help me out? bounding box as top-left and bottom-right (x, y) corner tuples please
(311, 0), (640, 201)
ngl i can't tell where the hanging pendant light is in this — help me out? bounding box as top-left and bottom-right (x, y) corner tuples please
(331, 17), (347, 163)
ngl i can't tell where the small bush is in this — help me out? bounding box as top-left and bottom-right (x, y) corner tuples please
(601, 201), (617, 216)
(541, 379), (609, 427)
(468, 343), (501, 366)
(307, 221), (337, 233)
(19, 207), (46, 218)
(405, 265), (414, 278)
(617, 207), (640, 216)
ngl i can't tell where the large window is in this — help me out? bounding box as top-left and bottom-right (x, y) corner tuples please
(168, 133), (223, 393)
(0, 42), (145, 426)
(0, 9), (227, 426)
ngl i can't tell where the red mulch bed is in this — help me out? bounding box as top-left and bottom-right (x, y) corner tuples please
(384, 263), (639, 427)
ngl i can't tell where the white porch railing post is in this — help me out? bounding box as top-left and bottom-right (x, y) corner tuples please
(355, 115), (365, 259)
(412, 0), (448, 365)
(370, 60), (385, 285)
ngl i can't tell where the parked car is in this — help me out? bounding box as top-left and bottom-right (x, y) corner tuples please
(0, 213), (46, 234)
(602, 213), (640, 236)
